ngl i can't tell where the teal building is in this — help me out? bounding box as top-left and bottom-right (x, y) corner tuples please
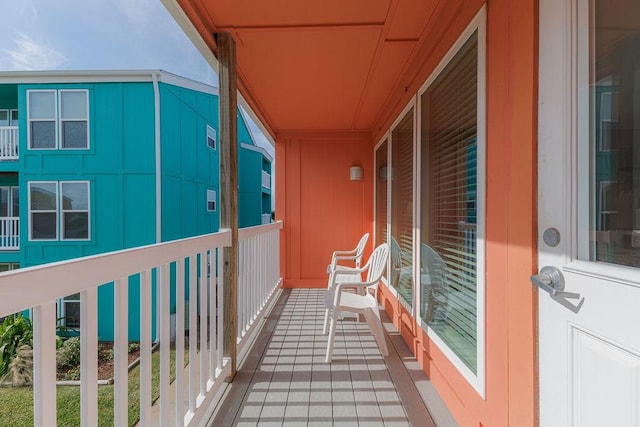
(0, 70), (272, 340)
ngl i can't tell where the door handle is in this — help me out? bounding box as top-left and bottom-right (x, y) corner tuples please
(530, 266), (580, 299)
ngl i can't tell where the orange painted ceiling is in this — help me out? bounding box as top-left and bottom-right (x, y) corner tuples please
(174, 0), (440, 136)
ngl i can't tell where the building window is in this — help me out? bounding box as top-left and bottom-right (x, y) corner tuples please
(0, 109), (18, 127)
(0, 186), (19, 217)
(60, 293), (80, 329)
(419, 19), (485, 389)
(29, 181), (90, 241)
(29, 182), (58, 240)
(206, 125), (216, 150)
(0, 263), (19, 272)
(61, 182), (89, 239)
(28, 91), (57, 149)
(390, 107), (415, 309)
(60, 91), (88, 149)
(207, 190), (216, 212)
(27, 89), (89, 150)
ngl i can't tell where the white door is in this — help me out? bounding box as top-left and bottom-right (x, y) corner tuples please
(538, 0), (640, 426)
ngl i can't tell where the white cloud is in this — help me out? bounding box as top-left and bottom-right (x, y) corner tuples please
(1, 33), (67, 71)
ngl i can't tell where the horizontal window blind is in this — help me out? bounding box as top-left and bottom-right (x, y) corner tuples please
(420, 32), (478, 373)
(375, 140), (389, 253)
(391, 110), (414, 307)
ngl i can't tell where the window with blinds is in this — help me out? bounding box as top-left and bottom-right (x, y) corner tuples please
(420, 31), (479, 373)
(391, 109), (414, 307)
(375, 139), (388, 253)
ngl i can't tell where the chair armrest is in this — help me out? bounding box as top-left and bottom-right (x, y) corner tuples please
(331, 249), (357, 263)
(332, 280), (380, 305)
(328, 255), (359, 273)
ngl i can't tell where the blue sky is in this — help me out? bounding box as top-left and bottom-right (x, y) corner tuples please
(0, 0), (274, 154)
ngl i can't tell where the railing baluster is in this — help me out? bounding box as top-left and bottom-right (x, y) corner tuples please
(199, 252), (208, 396)
(139, 269), (153, 426)
(80, 288), (98, 427)
(188, 255), (198, 413)
(32, 301), (57, 427)
(217, 247), (224, 370)
(208, 250), (216, 382)
(159, 264), (171, 427)
(253, 236), (258, 319)
(175, 260), (185, 427)
(114, 278), (129, 425)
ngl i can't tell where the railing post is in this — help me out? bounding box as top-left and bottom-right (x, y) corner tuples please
(32, 302), (57, 427)
(217, 31), (239, 381)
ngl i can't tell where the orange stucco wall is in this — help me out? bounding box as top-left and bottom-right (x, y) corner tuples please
(276, 0), (537, 426)
(276, 131), (374, 288)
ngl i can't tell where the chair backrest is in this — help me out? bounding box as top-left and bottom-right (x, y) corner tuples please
(420, 243), (449, 323)
(390, 237), (402, 268)
(364, 243), (389, 284)
(353, 233), (370, 268)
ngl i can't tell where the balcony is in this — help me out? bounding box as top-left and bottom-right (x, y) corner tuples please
(261, 170), (271, 190)
(0, 127), (18, 160)
(0, 221), (452, 426)
(0, 217), (19, 250)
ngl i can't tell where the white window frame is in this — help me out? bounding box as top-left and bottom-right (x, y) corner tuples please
(27, 90), (57, 150)
(60, 181), (90, 240)
(28, 180), (90, 241)
(59, 293), (81, 329)
(374, 135), (390, 286)
(386, 98), (418, 314)
(27, 89), (90, 150)
(206, 124), (217, 150)
(59, 90), (90, 150)
(206, 189), (217, 212)
(28, 181), (58, 241)
(415, 6), (487, 397)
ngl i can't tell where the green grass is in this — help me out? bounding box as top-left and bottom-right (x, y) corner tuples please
(0, 348), (180, 427)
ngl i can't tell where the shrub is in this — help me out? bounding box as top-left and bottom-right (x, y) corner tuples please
(2, 345), (33, 386)
(0, 314), (33, 379)
(128, 342), (140, 353)
(98, 344), (114, 362)
(56, 337), (81, 371)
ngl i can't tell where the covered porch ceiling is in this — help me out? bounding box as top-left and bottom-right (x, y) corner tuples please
(166, 0), (444, 137)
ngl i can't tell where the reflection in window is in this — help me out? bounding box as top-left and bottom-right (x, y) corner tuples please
(590, 1), (640, 267)
(391, 110), (414, 307)
(61, 182), (89, 239)
(420, 32), (479, 373)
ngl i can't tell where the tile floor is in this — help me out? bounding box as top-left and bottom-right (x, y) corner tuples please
(208, 289), (438, 426)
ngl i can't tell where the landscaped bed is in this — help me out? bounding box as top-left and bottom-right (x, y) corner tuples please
(0, 349), (177, 427)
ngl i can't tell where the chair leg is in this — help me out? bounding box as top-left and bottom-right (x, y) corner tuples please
(363, 307), (388, 356)
(325, 309), (339, 363)
(322, 307), (331, 334)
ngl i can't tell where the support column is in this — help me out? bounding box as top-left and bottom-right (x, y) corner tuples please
(217, 31), (239, 380)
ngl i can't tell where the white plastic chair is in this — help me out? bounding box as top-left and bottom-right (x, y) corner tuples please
(324, 233), (370, 325)
(326, 232), (370, 274)
(324, 243), (389, 363)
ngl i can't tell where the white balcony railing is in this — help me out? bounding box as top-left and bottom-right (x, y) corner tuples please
(0, 127), (18, 160)
(0, 221), (283, 427)
(0, 217), (19, 249)
(261, 213), (271, 225)
(261, 170), (271, 189)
